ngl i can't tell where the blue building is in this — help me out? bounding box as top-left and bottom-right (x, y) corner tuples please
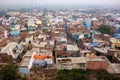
(114, 33), (120, 39)
(9, 31), (20, 36)
(92, 42), (99, 47)
(85, 21), (92, 29)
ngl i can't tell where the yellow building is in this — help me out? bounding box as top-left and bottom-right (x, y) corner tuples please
(110, 38), (120, 48)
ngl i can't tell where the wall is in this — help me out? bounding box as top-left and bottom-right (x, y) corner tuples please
(28, 57), (33, 69)
(57, 63), (73, 70)
(19, 67), (29, 75)
(57, 63), (87, 70)
(94, 34), (102, 39)
(0, 39), (7, 47)
(87, 61), (108, 70)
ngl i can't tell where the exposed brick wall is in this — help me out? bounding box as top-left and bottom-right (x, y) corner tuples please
(87, 59), (108, 70)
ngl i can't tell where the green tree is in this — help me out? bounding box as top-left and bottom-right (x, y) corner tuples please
(96, 70), (120, 80)
(56, 69), (90, 80)
(97, 25), (111, 34)
(0, 64), (18, 80)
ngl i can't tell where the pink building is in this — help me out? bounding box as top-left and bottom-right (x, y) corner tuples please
(0, 30), (8, 39)
(4, 30), (8, 38)
(0, 31), (4, 38)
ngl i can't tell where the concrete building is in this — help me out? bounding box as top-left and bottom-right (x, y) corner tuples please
(87, 56), (109, 70)
(19, 56), (33, 75)
(56, 57), (87, 70)
(19, 51), (34, 75)
(0, 42), (23, 60)
(107, 64), (120, 74)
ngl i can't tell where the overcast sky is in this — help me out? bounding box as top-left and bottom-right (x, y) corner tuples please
(1, 0), (120, 5)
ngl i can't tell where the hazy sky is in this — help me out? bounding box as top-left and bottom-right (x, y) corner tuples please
(1, 0), (120, 5)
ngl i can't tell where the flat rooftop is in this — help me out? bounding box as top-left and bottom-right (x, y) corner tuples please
(57, 57), (87, 64)
(0, 42), (21, 59)
(87, 56), (108, 62)
(94, 39), (105, 43)
(55, 45), (65, 50)
(67, 45), (79, 51)
(39, 42), (48, 47)
(39, 50), (53, 56)
(111, 64), (120, 74)
(94, 47), (110, 54)
(110, 37), (120, 43)
(1, 42), (18, 53)
(58, 37), (67, 42)
(23, 51), (33, 58)
(38, 34), (50, 39)
(19, 57), (31, 67)
(117, 57), (120, 61)
(87, 58), (105, 61)
(20, 42), (28, 46)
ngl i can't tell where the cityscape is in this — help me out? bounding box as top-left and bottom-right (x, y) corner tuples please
(0, 0), (120, 80)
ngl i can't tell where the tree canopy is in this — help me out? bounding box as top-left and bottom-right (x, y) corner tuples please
(96, 70), (120, 80)
(0, 64), (29, 80)
(56, 69), (90, 80)
(97, 25), (111, 34)
(0, 64), (18, 80)
(55, 69), (120, 80)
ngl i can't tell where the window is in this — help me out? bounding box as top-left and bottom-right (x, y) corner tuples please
(78, 63), (85, 68)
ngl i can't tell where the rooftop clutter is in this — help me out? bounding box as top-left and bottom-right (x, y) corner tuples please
(0, 9), (120, 77)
